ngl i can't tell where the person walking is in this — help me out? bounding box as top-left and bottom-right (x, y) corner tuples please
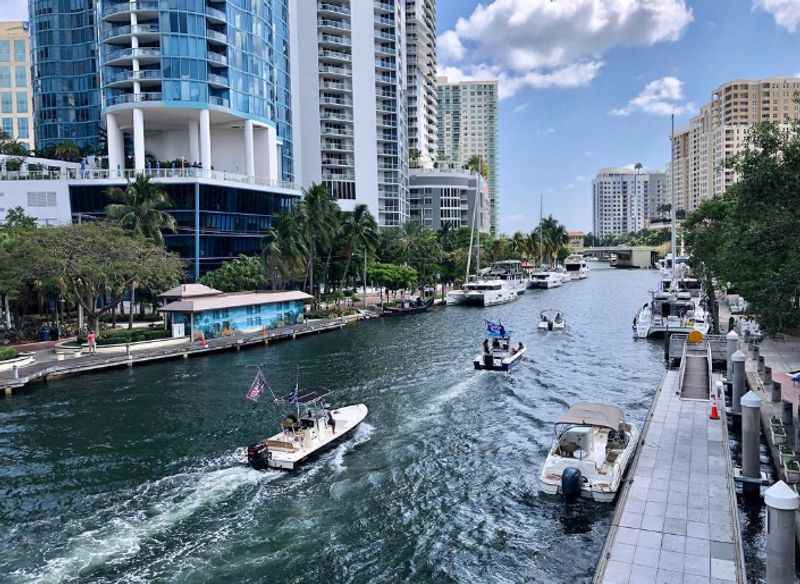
(87, 330), (97, 354)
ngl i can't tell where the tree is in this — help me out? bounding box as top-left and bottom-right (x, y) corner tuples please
(201, 255), (267, 292)
(0, 223), (183, 333)
(404, 223), (443, 288)
(367, 262), (417, 301)
(0, 208), (37, 328)
(464, 154), (489, 178)
(300, 183), (339, 300)
(106, 174), (177, 327)
(0, 131), (28, 156)
(263, 213), (307, 290)
(3, 207), (36, 231)
(339, 204), (378, 290)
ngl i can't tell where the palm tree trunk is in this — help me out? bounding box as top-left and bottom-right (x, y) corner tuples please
(341, 246), (353, 291)
(128, 284), (135, 329)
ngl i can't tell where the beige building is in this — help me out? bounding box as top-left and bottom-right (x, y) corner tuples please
(0, 22), (34, 152)
(667, 77), (800, 212)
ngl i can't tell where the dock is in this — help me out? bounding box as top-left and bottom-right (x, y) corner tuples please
(595, 347), (746, 582)
(0, 317), (356, 394)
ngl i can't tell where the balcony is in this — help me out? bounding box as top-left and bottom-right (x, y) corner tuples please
(375, 44), (396, 56)
(209, 95), (230, 108)
(320, 111), (353, 122)
(318, 2), (350, 16)
(320, 81), (352, 92)
(375, 15), (395, 27)
(322, 141), (353, 152)
(320, 125), (353, 137)
(208, 73), (229, 87)
(375, 73), (396, 85)
(319, 96), (352, 107)
(374, 0), (393, 13)
(103, 23), (160, 42)
(375, 31), (395, 42)
(103, 0), (159, 20)
(104, 68), (163, 87)
(319, 65), (352, 78)
(206, 29), (227, 45)
(106, 92), (163, 107)
(322, 172), (355, 181)
(375, 58), (395, 71)
(206, 6), (226, 22)
(318, 18), (350, 32)
(318, 49), (351, 62)
(104, 47), (161, 65)
(318, 34), (351, 47)
(322, 157), (354, 167)
(207, 52), (228, 67)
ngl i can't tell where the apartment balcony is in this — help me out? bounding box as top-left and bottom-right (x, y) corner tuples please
(375, 15), (395, 27)
(322, 172), (356, 181)
(206, 6), (226, 23)
(206, 29), (227, 45)
(320, 125), (353, 137)
(375, 73), (396, 85)
(375, 58), (396, 71)
(207, 52), (228, 67)
(318, 33), (351, 48)
(104, 68), (162, 88)
(209, 95), (230, 108)
(106, 92), (163, 107)
(375, 44), (396, 57)
(319, 95), (352, 107)
(103, 23), (160, 43)
(318, 49), (351, 63)
(321, 141), (354, 152)
(321, 157), (355, 168)
(376, 117), (397, 128)
(374, 0), (393, 14)
(318, 2), (350, 17)
(104, 47), (161, 66)
(318, 18), (350, 33)
(320, 111), (353, 122)
(208, 73), (230, 88)
(320, 81), (352, 93)
(375, 31), (395, 42)
(376, 103), (396, 114)
(319, 64), (352, 78)
(103, 0), (159, 21)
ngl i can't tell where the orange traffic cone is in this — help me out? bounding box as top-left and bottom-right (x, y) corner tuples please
(709, 399), (720, 420)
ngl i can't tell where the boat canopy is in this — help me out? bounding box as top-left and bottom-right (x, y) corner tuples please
(557, 403), (624, 431)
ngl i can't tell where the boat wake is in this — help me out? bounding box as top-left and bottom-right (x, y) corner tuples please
(13, 453), (279, 584)
(330, 422), (375, 472)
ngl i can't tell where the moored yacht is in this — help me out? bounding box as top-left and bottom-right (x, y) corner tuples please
(633, 285), (710, 339)
(540, 403), (639, 502)
(488, 260), (528, 295)
(528, 268), (563, 289)
(464, 278), (518, 306)
(564, 254), (589, 280)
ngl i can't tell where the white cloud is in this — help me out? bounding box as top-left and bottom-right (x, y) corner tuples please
(611, 77), (695, 117)
(538, 127), (556, 135)
(437, 0), (693, 99)
(754, 0), (800, 32)
(513, 102), (530, 113)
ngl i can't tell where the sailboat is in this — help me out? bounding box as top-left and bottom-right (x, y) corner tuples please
(447, 195), (480, 305)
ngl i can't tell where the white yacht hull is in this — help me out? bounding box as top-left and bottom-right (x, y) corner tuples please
(465, 289), (518, 306)
(446, 290), (466, 305)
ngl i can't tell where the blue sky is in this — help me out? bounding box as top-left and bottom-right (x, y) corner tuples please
(437, 0), (800, 234)
(4, 1), (799, 233)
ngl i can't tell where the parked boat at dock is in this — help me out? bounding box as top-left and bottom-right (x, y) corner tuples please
(564, 254), (589, 280)
(528, 269), (563, 289)
(382, 296), (434, 316)
(539, 403), (638, 502)
(633, 283), (710, 339)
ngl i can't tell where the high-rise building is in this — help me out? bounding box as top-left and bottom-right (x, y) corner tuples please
(592, 167), (665, 238)
(29, 1), (102, 151)
(667, 77), (800, 212)
(409, 168), (489, 233)
(0, 22), (35, 152)
(436, 77), (498, 234)
(405, 0), (436, 169)
(24, 0), (301, 279)
(290, 0), (409, 227)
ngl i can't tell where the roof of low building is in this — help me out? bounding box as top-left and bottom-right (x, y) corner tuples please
(567, 230), (585, 236)
(159, 283), (223, 299)
(160, 290), (313, 313)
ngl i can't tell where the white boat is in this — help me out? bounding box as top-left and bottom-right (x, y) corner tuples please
(540, 403), (639, 502)
(528, 270), (563, 289)
(633, 285), (710, 339)
(564, 254), (589, 280)
(246, 372), (368, 471)
(538, 309), (566, 331)
(464, 277), (518, 306)
(446, 193), (481, 306)
(488, 260), (528, 295)
(474, 322), (526, 371)
(446, 289), (466, 305)
(553, 265), (571, 285)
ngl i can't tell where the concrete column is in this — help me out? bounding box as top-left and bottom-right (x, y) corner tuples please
(265, 124), (278, 182)
(726, 330), (738, 381)
(133, 107), (145, 173)
(741, 391), (762, 496)
(244, 119), (255, 178)
(188, 120), (200, 167)
(765, 481), (800, 584)
(200, 109), (212, 171)
(106, 113), (124, 176)
(732, 350), (746, 415)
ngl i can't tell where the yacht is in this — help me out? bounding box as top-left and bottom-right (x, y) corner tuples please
(540, 403), (639, 502)
(633, 284), (710, 339)
(528, 267), (563, 289)
(564, 254), (589, 280)
(464, 278), (518, 306)
(487, 260), (528, 295)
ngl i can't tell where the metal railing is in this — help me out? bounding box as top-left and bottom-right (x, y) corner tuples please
(206, 29), (227, 43)
(318, 2), (350, 15)
(207, 52), (228, 66)
(206, 6), (226, 20)
(208, 95), (229, 107)
(105, 92), (163, 106)
(103, 23), (160, 39)
(104, 69), (162, 84)
(207, 73), (229, 86)
(103, 1), (159, 17)
(104, 47), (161, 62)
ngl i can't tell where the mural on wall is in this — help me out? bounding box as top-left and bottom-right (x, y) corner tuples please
(172, 301), (305, 338)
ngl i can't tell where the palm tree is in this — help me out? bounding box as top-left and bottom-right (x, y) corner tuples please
(510, 231), (527, 259)
(340, 204), (378, 290)
(464, 154), (489, 178)
(299, 183), (339, 300)
(539, 215), (568, 264)
(105, 174), (176, 328)
(263, 213), (307, 290)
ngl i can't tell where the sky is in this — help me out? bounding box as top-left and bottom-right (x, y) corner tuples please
(3, 1), (799, 233)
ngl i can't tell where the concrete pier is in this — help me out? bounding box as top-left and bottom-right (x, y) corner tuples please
(595, 369), (745, 583)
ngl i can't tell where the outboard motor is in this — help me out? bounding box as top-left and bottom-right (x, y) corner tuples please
(548, 321), (553, 331)
(561, 467), (582, 501)
(247, 443), (268, 470)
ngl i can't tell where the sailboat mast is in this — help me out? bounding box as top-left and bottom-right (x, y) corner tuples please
(670, 114), (677, 282)
(539, 196), (544, 266)
(465, 188), (478, 281)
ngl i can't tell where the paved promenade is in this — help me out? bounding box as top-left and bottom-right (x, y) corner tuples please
(596, 370), (745, 584)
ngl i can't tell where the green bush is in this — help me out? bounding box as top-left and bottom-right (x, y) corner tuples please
(79, 328), (171, 345)
(0, 347), (18, 361)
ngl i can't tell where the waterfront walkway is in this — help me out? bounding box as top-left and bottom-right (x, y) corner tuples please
(595, 370), (745, 584)
(0, 318), (354, 393)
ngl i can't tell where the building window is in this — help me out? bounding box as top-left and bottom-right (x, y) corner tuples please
(17, 118), (28, 140)
(27, 192), (57, 207)
(0, 41), (8, 62)
(13, 40), (24, 63)
(14, 66), (26, 88)
(1, 118), (11, 136)
(0, 93), (10, 114)
(15, 91), (26, 113)
(0, 66), (9, 88)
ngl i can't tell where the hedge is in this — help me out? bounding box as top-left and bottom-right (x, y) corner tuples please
(0, 347), (18, 361)
(79, 328), (172, 346)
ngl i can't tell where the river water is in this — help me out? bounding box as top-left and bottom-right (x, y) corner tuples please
(1, 267), (665, 584)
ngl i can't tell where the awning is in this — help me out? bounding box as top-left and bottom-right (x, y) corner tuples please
(556, 403), (624, 430)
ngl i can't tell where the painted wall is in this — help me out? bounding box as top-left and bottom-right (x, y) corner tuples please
(0, 179), (72, 225)
(173, 300), (305, 338)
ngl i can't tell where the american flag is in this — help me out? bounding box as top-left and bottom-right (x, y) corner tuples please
(246, 370), (267, 402)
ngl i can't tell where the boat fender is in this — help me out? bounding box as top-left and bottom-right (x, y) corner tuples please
(562, 467), (582, 500)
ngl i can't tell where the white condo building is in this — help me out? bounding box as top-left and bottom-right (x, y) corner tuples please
(592, 167), (665, 238)
(290, 0), (409, 227)
(405, 0), (437, 170)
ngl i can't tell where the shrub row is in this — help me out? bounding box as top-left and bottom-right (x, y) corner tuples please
(79, 328), (172, 346)
(0, 347), (19, 361)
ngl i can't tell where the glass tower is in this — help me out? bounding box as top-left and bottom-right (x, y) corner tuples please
(29, 0), (102, 151)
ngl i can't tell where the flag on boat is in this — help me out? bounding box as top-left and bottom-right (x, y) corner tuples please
(290, 382), (300, 404)
(485, 320), (507, 338)
(246, 369), (268, 402)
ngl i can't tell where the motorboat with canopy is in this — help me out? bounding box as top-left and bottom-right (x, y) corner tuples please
(473, 320), (526, 371)
(245, 367), (368, 470)
(538, 309), (566, 331)
(539, 403), (639, 501)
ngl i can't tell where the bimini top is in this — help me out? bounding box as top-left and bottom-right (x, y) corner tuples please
(557, 403), (624, 430)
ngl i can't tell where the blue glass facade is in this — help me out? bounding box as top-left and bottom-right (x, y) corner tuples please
(29, 0), (102, 150)
(171, 300), (305, 338)
(69, 182), (297, 279)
